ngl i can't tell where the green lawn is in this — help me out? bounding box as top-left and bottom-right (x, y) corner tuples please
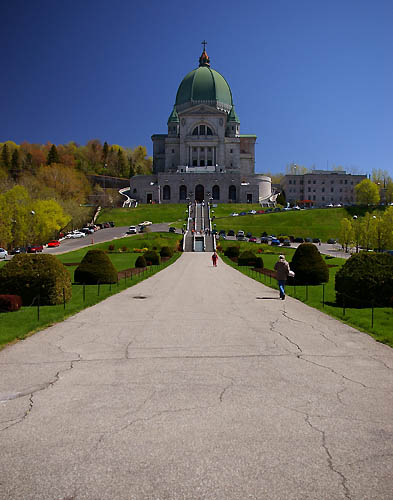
(214, 207), (347, 241)
(97, 204), (188, 226)
(0, 233), (182, 349)
(219, 240), (393, 347)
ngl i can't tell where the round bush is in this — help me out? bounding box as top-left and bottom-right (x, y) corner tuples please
(335, 252), (393, 307)
(224, 246), (240, 258)
(74, 249), (117, 284)
(143, 250), (160, 265)
(290, 243), (329, 285)
(135, 255), (147, 268)
(0, 254), (72, 305)
(160, 246), (173, 258)
(238, 251), (264, 268)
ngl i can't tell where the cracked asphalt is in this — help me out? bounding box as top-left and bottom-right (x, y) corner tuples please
(1, 253), (393, 500)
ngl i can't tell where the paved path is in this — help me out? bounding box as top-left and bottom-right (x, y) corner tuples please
(1, 254), (392, 500)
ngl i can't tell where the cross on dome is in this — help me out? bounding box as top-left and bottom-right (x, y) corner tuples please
(199, 40), (210, 67)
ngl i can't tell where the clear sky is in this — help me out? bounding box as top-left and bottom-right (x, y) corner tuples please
(1, 0), (392, 177)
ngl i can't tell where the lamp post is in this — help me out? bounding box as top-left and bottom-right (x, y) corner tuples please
(103, 164), (107, 207)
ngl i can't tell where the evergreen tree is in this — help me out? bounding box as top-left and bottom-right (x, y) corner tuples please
(1, 144), (10, 169)
(47, 144), (60, 165)
(102, 141), (109, 162)
(24, 152), (33, 173)
(128, 157), (135, 178)
(11, 149), (21, 180)
(117, 149), (126, 176)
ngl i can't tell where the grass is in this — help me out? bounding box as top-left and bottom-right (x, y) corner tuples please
(97, 204), (188, 226)
(219, 239), (393, 347)
(214, 207), (347, 241)
(0, 233), (182, 350)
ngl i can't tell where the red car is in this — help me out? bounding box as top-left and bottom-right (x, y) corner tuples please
(27, 245), (43, 253)
(47, 240), (60, 247)
(257, 210), (265, 214)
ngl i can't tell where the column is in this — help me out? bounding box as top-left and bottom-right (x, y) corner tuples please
(197, 148), (200, 167)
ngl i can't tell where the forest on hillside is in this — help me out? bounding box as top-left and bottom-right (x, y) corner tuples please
(0, 140), (153, 249)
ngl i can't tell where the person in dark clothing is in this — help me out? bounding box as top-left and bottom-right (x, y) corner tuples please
(212, 252), (218, 267)
(274, 254), (291, 300)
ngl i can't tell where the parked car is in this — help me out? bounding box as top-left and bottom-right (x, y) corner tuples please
(305, 237), (312, 243)
(108, 221), (115, 227)
(10, 247), (27, 255)
(127, 226), (137, 234)
(246, 232), (252, 238)
(327, 238), (337, 244)
(27, 245), (43, 253)
(249, 236), (257, 243)
(140, 221), (152, 226)
(227, 230), (235, 236)
(271, 239), (280, 246)
(236, 230), (245, 237)
(0, 247), (8, 259)
(239, 212), (247, 216)
(69, 231), (86, 239)
(248, 210), (256, 215)
(47, 240), (60, 247)
(274, 207), (281, 212)
(256, 210), (265, 214)
(168, 227), (176, 233)
(282, 239), (291, 246)
(231, 212), (239, 217)
(294, 237), (304, 243)
(312, 238), (321, 243)
(218, 230), (226, 236)
(260, 237), (269, 244)
(81, 227), (94, 234)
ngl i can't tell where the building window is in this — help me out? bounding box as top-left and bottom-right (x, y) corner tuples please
(345, 179), (348, 184)
(212, 185), (220, 200)
(230, 149), (233, 153)
(192, 125), (213, 136)
(293, 180), (296, 185)
(322, 196), (325, 201)
(163, 185), (171, 200)
(179, 185), (187, 200)
(322, 188), (325, 193)
(313, 180), (316, 184)
(171, 149), (174, 153)
(308, 187), (311, 192)
(331, 188), (334, 193)
(289, 180), (292, 184)
(308, 180), (311, 184)
(229, 185), (236, 201)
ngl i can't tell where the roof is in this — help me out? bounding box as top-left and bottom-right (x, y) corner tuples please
(175, 49), (233, 109)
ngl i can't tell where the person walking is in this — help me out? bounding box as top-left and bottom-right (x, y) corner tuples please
(212, 251), (218, 267)
(274, 254), (291, 300)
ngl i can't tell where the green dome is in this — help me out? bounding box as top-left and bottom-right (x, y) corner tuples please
(175, 65), (233, 110)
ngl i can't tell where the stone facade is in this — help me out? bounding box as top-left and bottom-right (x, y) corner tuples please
(130, 47), (273, 204)
(282, 170), (367, 207)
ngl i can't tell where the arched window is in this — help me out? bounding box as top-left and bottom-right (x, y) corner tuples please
(195, 184), (204, 202)
(212, 185), (220, 200)
(179, 185), (187, 201)
(229, 185), (236, 202)
(192, 125), (213, 136)
(163, 185), (171, 200)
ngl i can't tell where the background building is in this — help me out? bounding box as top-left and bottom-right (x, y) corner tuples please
(282, 170), (367, 207)
(130, 47), (273, 204)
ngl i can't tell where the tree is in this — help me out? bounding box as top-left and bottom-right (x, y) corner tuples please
(355, 179), (380, 205)
(338, 218), (354, 253)
(351, 217), (362, 253)
(30, 199), (71, 243)
(359, 212), (376, 251)
(102, 141), (109, 163)
(35, 164), (91, 203)
(46, 144), (60, 165)
(11, 149), (21, 181)
(385, 181), (393, 205)
(1, 143), (10, 169)
(128, 157), (135, 178)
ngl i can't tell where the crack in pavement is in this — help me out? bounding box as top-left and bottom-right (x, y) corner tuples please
(0, 357), (81, 432)
(269, 319), (302, 353)
(282, 310), (339, 347)
(304, 415), (352, 500)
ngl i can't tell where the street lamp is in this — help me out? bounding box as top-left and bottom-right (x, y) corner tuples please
(103, 163), (107, 207)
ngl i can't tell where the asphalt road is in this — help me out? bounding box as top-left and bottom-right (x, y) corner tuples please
(0, 253), (392, 499)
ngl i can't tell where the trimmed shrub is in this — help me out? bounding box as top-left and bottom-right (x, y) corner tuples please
(121, 246), (128, 252)
(143, 250), (160, 265)
(335, 252), (393, 307)
(108, 244), (115, 251)
(0, 254), (72, 305)
(238, 251), (264, 268)
(74, 249), (117, 284)
(135, 255), (147, 268)
(160, 246), (173, 258)
(224, 246), (240, 258)
(290, 243), (329, 285)
(0, 295), (23, 312)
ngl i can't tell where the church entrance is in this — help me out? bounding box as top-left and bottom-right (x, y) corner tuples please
(195, 184), (204, 202)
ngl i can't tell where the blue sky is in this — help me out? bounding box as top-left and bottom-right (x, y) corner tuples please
(1, 0), (392, 177)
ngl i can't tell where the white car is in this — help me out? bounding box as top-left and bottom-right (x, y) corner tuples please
(141, 221), (152, 226)
(0, 247), (8, 259)
(231, 212), (239, 217)
(127, 226), (137, 234)
(70, 231), (86, 238)
(248, 210), (256, 215)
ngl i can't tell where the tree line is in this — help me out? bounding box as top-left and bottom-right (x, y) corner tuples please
(0, 139), (153, 249)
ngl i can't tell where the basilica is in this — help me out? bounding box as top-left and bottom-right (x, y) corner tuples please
(130, 45), (273, 204)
